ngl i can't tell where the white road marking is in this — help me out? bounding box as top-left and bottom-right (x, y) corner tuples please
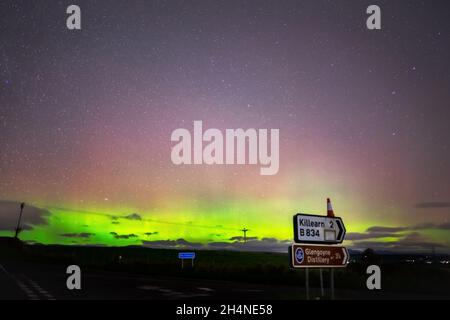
(179, 293), (211, 298)
(0, 263), (40, 300)
(138, 285), (161, 290)
(21, 275), (56, 300)
(157, 288), (183, 295)
(0, 263), (10, 275)
(0, 263), (56, 300)
(138, 284), (213, 299)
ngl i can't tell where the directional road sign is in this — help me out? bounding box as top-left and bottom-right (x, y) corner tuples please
(289, 244), (349, 268)
(293, 213), (346, 244)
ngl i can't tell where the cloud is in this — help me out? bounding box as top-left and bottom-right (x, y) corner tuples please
(437, 222), (450, 230)
(0, 200), (50, 231)
(347, 223), (450, 253)
(209, 233), (223, 237)
(351, 222), (450, 241)
(110, 213), (141, 222)
(144, 232), (159, 236)
(350, 231), (448, 253)
(110, 232), (138, 239)
(411, 222), (435, 229)
(411, 222), (450, 231)
(60, 233), (94, 239)
(346, 232), (403, 241)
(115, 234), (138, 239)
(366, 226), (409, 233)
(345, 225), (409, 241)
(415, 202), (450, 208)
(124, 213), (142, 220)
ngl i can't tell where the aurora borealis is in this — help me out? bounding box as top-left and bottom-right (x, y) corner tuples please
(1, 0), (450, 253)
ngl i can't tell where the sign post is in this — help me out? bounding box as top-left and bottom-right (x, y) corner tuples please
(331, 268), (335, 300)
(178, 252), (195, 269)
(319, 268), (324, 297)
(289, 200), (349, 300)
(305, 268), (310, 300)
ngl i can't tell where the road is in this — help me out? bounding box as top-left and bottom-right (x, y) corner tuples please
(0, 254), (304, 300)
(0, 248), (445, 300)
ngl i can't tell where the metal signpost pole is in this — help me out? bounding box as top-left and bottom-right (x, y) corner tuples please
(305, 268), (310, 300)
(179, 252), (195, 269)
(330, 268), (335, 300)
(319, 268), (324, 297)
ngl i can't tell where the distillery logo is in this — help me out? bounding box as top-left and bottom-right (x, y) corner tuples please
(170, 121), (279, 175)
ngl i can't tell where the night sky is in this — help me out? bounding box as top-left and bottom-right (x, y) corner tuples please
(1, 0), (449, 253)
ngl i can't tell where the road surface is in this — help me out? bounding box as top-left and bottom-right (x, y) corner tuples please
(0, 253), (304, 300)
(0, 249), (444, 300)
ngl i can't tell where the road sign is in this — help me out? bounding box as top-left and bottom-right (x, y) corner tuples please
(289, 244), (349, 268)
(178, 252), (195, 268)
(293, 213), (346, 244)
(178, 252), (195, 259)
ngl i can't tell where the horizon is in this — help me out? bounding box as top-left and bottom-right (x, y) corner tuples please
(0, 200), (449, 255)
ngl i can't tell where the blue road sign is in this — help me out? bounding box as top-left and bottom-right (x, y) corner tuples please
(178, 252), (195, 259)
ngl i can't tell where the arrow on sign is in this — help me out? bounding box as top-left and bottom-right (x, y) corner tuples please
(336, 218), (345, 241)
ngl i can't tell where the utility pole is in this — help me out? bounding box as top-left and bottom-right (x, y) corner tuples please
(305, 268), (310, 300)
(319, 268), (324, 297)
(330, 268), (335, 300)
(14, 203), (25, 239)
(241, 228), (249, 243)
